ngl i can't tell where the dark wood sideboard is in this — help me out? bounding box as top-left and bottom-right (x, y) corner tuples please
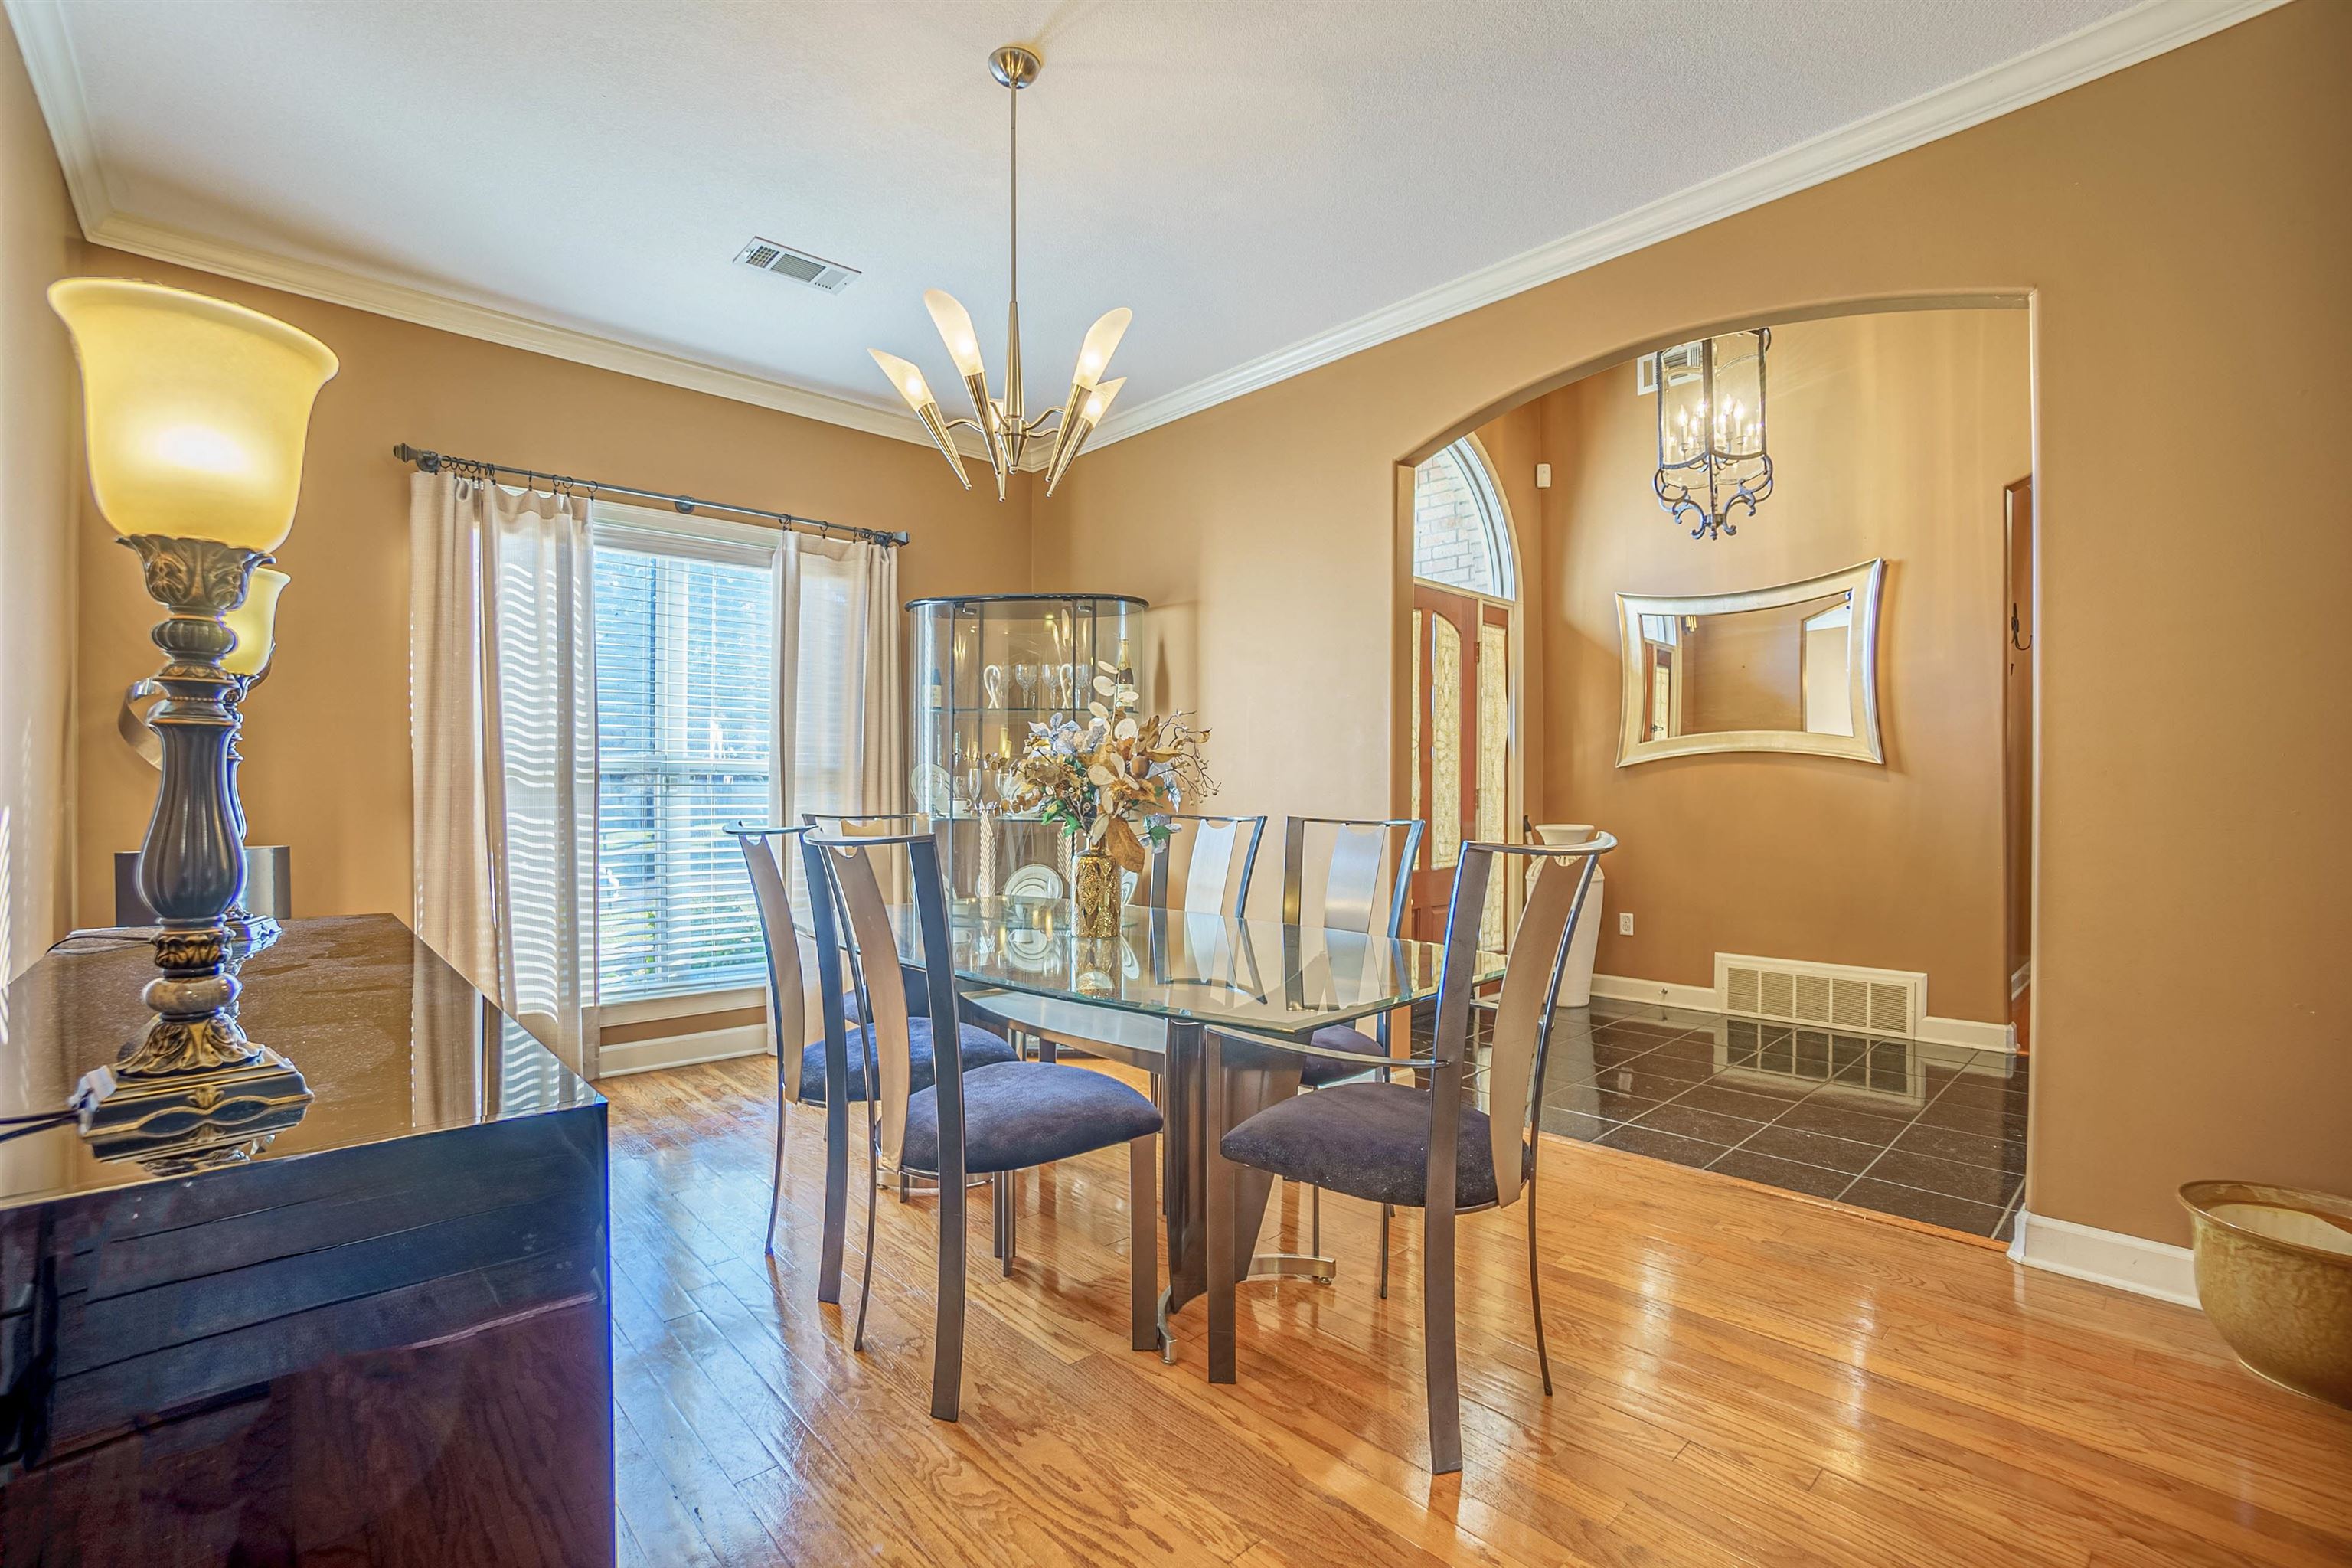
(0, 916), (612, 1566)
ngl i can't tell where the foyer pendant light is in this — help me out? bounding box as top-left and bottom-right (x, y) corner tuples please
(870, 44), (1131, 501)
(1652, 328), (1773, 540)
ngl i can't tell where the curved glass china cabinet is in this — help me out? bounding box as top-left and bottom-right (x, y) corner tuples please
(906, 593), (1147, 900)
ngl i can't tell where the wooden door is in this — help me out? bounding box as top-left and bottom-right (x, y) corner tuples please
(1408, 586), (1511, 944)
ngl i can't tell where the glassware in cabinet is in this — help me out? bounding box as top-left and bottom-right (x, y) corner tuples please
(904, 593), (1148, 899)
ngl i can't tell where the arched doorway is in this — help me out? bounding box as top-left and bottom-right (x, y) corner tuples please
(1406, 435), (1517, 944)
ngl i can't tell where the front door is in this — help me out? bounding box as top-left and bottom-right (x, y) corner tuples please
(1408, 584), (1511, 944)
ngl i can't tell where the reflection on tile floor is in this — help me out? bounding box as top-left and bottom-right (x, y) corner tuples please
(1476, 998), (2028, 1240)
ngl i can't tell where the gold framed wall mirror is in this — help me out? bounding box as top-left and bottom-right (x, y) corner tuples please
(1615, 559), (1886, 766)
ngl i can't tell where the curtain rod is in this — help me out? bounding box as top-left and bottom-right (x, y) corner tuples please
(390, 443), (910, 547)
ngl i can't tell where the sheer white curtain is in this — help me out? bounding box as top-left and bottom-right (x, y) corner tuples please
(410, 472), (596, 1076)
(778, 535), (902, 823)
(771, 532), (902, 957)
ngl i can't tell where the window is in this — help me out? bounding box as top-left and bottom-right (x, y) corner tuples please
(1412, 437), (1515, 597)
(592, 515), (777, 1004)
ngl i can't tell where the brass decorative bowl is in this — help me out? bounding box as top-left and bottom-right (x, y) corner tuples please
(2180, 1181), (2352, 1408)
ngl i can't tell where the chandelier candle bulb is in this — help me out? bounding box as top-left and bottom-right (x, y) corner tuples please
(1046, 377), (1125, 496)
(1071, 307), (1132, 388)
(925, 289), (986, 378)
(868, 349), (971, 490)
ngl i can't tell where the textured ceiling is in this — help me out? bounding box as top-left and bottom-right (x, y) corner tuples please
(37, 0), (2138, 429)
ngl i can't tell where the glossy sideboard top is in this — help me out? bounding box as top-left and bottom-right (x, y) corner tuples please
(0, 913), (600, 1210)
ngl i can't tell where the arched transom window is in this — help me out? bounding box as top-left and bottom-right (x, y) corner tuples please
(1412, 438), (1515, 599)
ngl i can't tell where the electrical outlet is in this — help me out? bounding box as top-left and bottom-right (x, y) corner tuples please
(1618, 912), (1635, 936)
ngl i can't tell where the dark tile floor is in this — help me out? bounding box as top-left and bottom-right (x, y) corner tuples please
(1473, 997), (2029, 1240)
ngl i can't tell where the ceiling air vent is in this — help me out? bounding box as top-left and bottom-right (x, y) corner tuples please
(733, 237), (859, 294)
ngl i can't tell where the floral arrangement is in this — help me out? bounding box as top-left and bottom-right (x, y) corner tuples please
(1009, 661), (1214, 873)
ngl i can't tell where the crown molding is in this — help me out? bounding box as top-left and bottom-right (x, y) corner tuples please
(4, 0), (104, 230)
(8, 0), (2288, 460)
(85, 211), (972, 450)
(1089, 0), (2292, 450)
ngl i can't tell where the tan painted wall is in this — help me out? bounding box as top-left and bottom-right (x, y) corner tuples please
(1516, 310), (2027, 1024)
(0, 25), (77, 977)
(1035, 2), (2352, 1246)
(67, 250), (1034, 932)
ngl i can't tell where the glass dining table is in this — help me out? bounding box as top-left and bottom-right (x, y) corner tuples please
(871, 893), (1499, 1357)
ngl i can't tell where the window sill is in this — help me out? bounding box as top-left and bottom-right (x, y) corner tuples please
(598, 985), (764, 1030)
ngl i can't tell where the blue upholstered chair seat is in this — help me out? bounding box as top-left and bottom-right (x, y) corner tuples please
(902, 1062), (1164, 1175)
(841, 959), (933, 1024)
(799, 1018), (1014, 1106)
(1219, 1081), (1532, 1210)
(1210, 1022), (1391, 1086)
(1300, 1024), (1389, 1087)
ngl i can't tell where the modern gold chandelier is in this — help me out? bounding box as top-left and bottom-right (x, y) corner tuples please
(870, 44), (1131, 501)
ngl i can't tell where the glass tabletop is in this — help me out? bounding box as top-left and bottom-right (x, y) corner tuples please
(886, 896), (1500, 1036)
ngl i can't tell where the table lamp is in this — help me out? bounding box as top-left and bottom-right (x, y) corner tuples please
(49, 278), (336, 1155)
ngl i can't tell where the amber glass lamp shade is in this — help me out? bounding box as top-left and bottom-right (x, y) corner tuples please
(220, 567), (289, 678)
(47, 279), (339, 552)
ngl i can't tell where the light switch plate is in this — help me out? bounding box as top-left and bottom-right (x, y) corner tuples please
(1535, 462), (1553, 488)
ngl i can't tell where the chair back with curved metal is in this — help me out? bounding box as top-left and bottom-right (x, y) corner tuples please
(729, 824), (812, 1101)
(727, 822), (820, 1256)
(802, 812), (939, 1015)
(806, 831), (935, 1173)
(1145, 812), (1267, 916)
(1449, 832), (1612, 1210)
(1282, 816), (1425, 936)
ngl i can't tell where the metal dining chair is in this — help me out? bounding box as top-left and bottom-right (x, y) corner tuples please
(1210, 815), (1423, 1287)
(805, 828), (1164, 1423)
(730, 822), (1015, 1258)
(1204, 831), (1612, 1475)
(966, 813), (1266, 1080)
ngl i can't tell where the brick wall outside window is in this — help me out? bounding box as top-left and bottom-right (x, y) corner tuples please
(1413, 446), (1499, 595)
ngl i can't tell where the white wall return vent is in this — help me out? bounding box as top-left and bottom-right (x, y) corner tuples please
(734, 237), (860, 293)
(1715, 953), (1926, 1039)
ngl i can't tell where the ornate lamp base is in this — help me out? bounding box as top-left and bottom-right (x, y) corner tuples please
(72, 1052), (312, 1168)
(109, 534), (283, 1082)
(66, 534), (315, 1168)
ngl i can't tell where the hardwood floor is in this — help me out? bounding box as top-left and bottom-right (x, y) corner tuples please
(600, 1056), (2351, 1567)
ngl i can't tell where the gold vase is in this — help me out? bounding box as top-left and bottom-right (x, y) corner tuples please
(1071, 847), (1122, 939)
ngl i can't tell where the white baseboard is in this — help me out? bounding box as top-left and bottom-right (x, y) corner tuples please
(1919, 1014), (2019, 1054)
(2011, 961), (2033, 998)
(596, 1021), (769, 1080)
(1589, 972), (1720, 1012)
(2008, 1209), (2200, 1308)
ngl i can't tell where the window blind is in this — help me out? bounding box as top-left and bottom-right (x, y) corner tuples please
(592, 534), (776, 1004)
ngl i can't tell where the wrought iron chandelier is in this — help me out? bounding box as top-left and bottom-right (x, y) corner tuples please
(1653, 328), (1772, 539)
(870, 44), (1130, 501)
